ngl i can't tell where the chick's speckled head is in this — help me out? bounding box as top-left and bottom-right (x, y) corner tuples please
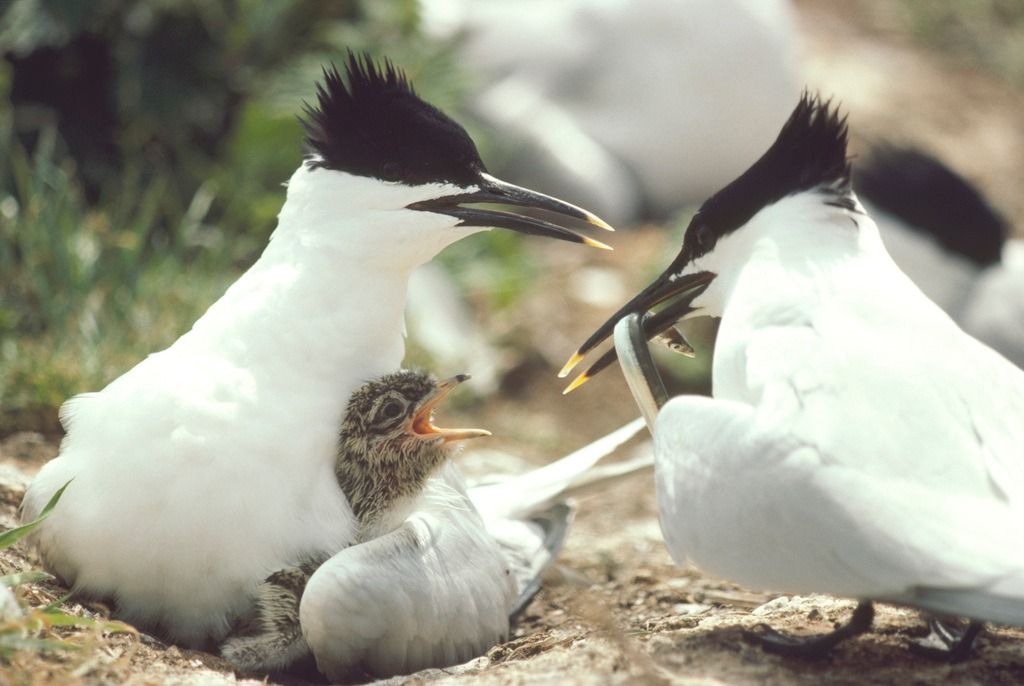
(336, 370), (490, 529)
(343, 370), (437, 443)
(340, 370), (489, 455)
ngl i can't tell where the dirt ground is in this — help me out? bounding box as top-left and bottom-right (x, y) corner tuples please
(3, 1), (1024, 685)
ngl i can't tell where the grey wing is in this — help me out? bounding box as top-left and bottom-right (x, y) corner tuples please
(300, 503), (516, 681)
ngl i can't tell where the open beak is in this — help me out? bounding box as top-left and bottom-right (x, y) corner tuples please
(407, 172), (614, 250)
(411, 374), (492, 443)
(559, 267), (717, 393)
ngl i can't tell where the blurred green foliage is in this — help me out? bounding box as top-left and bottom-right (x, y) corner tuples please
(910, 0), (1024, 84)
(860, 0), (1024, 84)
(0, 0), (485, 425)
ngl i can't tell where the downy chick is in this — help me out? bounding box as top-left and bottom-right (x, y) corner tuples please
(220, 370), (488, 673)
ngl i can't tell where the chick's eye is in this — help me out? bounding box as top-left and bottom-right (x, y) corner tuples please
(380, 400), (403, 420)
(380, 161), (404, 182)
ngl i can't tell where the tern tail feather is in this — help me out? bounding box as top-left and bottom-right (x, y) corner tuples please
(506, 503), (574, 620)
(468, 417), (648, 523)
(889, 584), (1024, 628)
(466, 417), (648, 619)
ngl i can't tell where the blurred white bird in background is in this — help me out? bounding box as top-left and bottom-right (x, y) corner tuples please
(405, 0), (803, 383)
(857, 146), (1024, 369)
(422, 0), (803, 225)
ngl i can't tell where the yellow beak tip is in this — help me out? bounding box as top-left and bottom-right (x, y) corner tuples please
(583, 237), (613, 251)
(558, 352), (584, 378)
(586, 213), (615, 232)
(563, 374), (590, 395)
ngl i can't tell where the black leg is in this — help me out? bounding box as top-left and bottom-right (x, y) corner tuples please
(748, 600), (875, 659)
(910, 618), (983, 662)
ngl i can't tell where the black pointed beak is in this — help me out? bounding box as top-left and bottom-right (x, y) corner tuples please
(407, 172), (614, 249)
(560, 265), (716, 393)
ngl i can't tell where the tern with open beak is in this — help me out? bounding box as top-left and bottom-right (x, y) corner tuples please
(563, 93), (1024, 660)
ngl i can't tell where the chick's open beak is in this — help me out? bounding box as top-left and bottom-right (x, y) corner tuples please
(411, 374), (491, 443)
(407, 172), (614, 250)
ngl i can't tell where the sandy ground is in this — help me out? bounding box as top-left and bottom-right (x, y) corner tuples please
(3, 1), (1024, 684)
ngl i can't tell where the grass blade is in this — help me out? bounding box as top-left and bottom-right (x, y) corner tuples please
(40, 611), (136, 635)
(0, 480), (72, 550)
(0, 636), (82, 654)
(0, 571), (54, 588)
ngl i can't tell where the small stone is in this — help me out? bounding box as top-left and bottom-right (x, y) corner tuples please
(0, 586), (23, 622)
(672, 603), (711, 616)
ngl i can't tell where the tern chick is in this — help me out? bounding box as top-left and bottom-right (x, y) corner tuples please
(220, 370), (488, 674)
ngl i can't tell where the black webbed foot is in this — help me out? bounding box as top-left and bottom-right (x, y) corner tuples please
(910, 618), (983, 662)
(747, 600), (875, 659)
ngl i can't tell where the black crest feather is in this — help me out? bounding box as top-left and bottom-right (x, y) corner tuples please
(856, 146), (1006, 266)
(679, 93), (852, 263)
(301, 52), (485, 186)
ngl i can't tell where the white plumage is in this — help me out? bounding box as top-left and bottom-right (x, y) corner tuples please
(856, 148), (1024, 370)
(421, 0), (801, 223)
(22, 169), (472, 644)
(960, 240), (1024, 370)
(21, 54), (617, 655)
(652, 194), (1024, 618)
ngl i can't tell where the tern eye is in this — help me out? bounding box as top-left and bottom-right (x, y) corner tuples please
(381, 400), (403, 419)
(691, 222), (717, 254)
(380, 161), (404, 182)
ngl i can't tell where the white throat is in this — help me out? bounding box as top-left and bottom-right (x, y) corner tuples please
(177, 164), (481, 422)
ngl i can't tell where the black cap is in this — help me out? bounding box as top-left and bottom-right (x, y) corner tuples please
(301, 52), (486, 187)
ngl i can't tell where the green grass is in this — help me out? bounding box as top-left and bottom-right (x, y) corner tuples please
(861, 0), (1024, 84)
(0, 264), (234, 431)
(0, 126), (149, 336)
(0, 117), (238, 426)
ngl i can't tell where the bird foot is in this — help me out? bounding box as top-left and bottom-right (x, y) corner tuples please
(909, 618), (982, 662)
(746, 600), (874, 659)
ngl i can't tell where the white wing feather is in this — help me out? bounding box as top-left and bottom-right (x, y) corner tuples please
(652, 282), (1024, 625)
(654, 396), (1024, 623)
(468, 417), (647, 523)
